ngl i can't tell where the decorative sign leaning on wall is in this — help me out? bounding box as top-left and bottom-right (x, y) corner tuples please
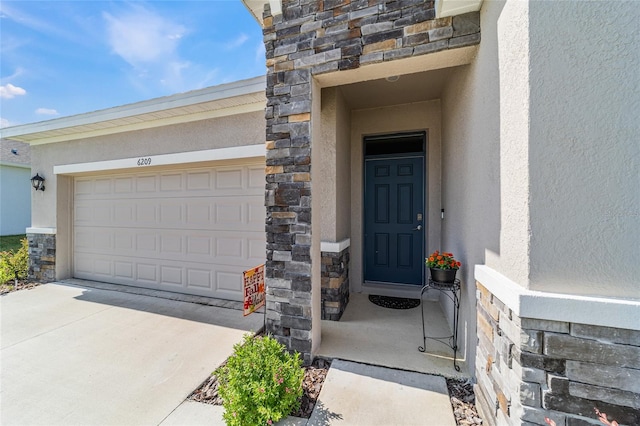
(243, 264), (265, 317)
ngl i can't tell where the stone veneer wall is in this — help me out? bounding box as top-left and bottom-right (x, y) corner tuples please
(475, 282), (640, 426)
(263, 0), (480, 362)
(27, 233), (56, 283)
(321, 247), (350, 320)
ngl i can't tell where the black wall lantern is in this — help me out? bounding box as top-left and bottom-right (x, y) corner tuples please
(31, 173), (45, 191)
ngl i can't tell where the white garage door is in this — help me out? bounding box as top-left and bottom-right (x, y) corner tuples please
(73, 161), (265, 301)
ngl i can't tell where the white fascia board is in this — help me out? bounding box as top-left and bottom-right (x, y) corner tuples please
(1, 76), (266, 141)
(320, 239), (351, 253)
(242, 0), (267, 24)
(436, 0), (483, 18)
(475, 265), (640, 331)
(54, 144), (265, 175)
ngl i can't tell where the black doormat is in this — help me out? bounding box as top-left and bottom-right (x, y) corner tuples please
(368, 294), (420, 310)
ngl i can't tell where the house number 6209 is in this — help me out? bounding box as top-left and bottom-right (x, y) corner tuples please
(137, 157), (152, 166)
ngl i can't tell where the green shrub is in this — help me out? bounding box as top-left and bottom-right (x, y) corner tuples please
(0, 238), (29, 285)
(215, 334), (304, 426)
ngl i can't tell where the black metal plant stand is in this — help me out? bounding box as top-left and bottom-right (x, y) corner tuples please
(418, 278), (461, 372)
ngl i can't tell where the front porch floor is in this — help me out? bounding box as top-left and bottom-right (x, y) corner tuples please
(318, 293), (469, 378)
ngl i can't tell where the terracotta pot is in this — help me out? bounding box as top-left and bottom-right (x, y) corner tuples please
(429, 268), (457, 284)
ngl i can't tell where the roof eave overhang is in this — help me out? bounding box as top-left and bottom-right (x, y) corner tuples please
(1, 76), (267, 145)
(435, 0), (483, 18)
(242, 0), (483, 26)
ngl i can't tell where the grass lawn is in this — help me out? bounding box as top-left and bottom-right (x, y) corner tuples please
(0, 234), (26, 252)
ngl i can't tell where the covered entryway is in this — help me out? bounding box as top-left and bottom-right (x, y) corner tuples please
(73, 160), (265, 300)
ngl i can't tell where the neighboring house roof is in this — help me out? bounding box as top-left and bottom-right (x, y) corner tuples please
(0, 76), (266, 146)
(0, 139), (31, 168)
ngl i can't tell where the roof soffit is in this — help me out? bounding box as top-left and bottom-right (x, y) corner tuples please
(0, 76), (266, 145)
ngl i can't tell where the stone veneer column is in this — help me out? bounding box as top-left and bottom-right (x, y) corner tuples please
(475, 282), (640, 426)
(27, 232), (56, 283)
(262, 0), (480, 362)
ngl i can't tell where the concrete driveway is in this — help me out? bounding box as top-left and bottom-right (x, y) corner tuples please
(0, 282), (262, 425)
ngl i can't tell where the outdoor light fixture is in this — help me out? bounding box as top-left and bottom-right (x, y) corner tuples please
(31, 173), (45, 192)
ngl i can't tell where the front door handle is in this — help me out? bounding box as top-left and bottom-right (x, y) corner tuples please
(413, 225), (422, 231)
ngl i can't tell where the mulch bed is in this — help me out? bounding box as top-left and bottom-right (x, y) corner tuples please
(189, 359), (482, 425)
(447, 378), (483, 425)
(188, 358), (331, 419)
(0, 280), (40, 295)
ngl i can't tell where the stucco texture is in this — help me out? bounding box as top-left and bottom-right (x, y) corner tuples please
(319, 87), (351, 243)
(30, 111), (265, 230)
(442, 0), (639, 305)
(527, 1), (640, 299)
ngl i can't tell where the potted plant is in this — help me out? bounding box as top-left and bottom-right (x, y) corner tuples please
(426, 250), (461, 284)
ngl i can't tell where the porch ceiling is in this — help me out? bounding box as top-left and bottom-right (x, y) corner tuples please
(339, 68), (454, 110)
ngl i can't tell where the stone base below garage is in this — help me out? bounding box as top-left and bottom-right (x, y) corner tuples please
(27, 232), (55, 283)
(321, 246), (349, 321)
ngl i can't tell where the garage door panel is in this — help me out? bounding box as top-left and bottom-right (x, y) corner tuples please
(77, 228), (261, 263)
(136, 263), (157, 283)
(73, 161), (265, 300)
(160, 266), (183, 286)
(136, 175), (157, 192)
(187, 268), (212, 289)
(114, 176), (134, 193)
(186, 171), (212, 190)
(160, 235), (182, 254)
(186, 236), (211, 255)
(159, 202), (184, 226)
(114, 261), (133, 279)
(160, 173), (183, 192)
(248, 200), (266, 224)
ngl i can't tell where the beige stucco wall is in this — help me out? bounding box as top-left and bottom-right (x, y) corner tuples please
(335, 89), (352, 242)
(442, 0), (529, 289)
(441, 0), (506, 375)
(350, 100), (442, 293)
(319, 88), (351, 242)
(30, 111), (265, 230)
(29, 111), (265, 280)
(526, 1), (640, 298)
(444, 0), (640, 301)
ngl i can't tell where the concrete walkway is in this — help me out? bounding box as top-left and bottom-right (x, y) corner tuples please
(163, 360), (456, 426)
(1, 283), (456, 425)
(0, 282), (262, 425)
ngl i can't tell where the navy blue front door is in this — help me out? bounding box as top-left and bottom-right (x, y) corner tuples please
(364, 156), (424, 285)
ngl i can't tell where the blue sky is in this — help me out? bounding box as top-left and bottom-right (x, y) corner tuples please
(0, 1), (265, 128)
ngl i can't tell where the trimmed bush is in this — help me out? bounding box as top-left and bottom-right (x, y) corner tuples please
(215, 334), (304, 426)
(0, 238), (28, 285)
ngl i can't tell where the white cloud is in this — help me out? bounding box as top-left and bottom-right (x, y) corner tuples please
(103, 7), (186, 67)
(255, 41), (266, 63)
(225, 33), (249, 50)
(0, 117), (15, 128)
(0, 83), (27, 99)
(35, 108), (59, 116)
(102, 5), (198, 93)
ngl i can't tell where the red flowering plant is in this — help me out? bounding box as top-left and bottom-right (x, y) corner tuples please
(425, 250), (461, 270)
